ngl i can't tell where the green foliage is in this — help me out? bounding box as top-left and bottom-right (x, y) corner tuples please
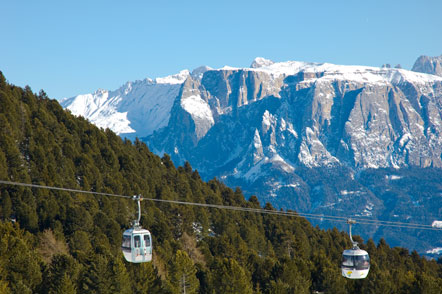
(0, 191), (12, 220)
(0, 78), (441, 293)
(210, 258), (253, 294)
(43, 254), (80, 294)
(0, 222), (42, 293)
(168, 250), (199, 294)
(79, 253), (131, 294)
(127, 262), (164, 294)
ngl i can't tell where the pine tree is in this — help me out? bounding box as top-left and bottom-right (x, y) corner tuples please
(43, 254), (79, 294)
(210, 258), (253, 294)
(0, 71), (6, 89)
(128, 262), (164, 294)
(0, 264), (11, 294)
(0, 191), (12, 220)
(0, 222), (42, 293)
(278, 259), (311, 294)
(80, 253), (131, 294)
(53, 273), (76, 294)
(413, 272), (442, 294)
(169, 250), (199, 294)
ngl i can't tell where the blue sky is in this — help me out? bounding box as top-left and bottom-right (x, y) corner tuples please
(1, 0), (441, 100)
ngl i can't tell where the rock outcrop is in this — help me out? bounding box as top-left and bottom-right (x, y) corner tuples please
(412, 55), (442, 77)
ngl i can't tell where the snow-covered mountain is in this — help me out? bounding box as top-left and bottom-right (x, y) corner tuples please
(62, 57), (442, 253)
(60, 69), (192, 139)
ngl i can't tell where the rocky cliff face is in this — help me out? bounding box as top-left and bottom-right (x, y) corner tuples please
(148, 59), (442, 175)
(412, 55), (442, 77)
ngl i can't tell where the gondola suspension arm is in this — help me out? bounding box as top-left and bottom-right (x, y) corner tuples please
(347, 218), (358, 248)
(133, 194), (142, 228)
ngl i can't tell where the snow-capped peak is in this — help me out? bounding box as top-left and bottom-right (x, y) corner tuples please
(155, 70), (190, 84)
(247, 58), (442, 85)
(251, 57), (275, 68)
(61, 71), (189, 139)
(93, 88), (108, 95)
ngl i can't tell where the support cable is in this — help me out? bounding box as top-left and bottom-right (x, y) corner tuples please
(1, 180), (441, 231)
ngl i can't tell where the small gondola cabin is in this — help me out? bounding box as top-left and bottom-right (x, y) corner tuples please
(122, 227), (152, 263)
(341, 248), (370, 279)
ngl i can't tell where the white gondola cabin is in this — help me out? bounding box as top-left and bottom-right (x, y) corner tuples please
(341, 248), (370, 279)
(341, 219), (370, 279)
(122, 227), (152, 263)
(121, 195), (153, 263)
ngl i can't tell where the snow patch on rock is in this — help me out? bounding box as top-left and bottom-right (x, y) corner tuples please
(432, 220), (442, 228)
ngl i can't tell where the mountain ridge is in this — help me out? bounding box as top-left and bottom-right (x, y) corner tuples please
(62, 57), (442, 141)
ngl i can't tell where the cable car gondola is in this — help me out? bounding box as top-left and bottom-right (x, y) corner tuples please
(341, 219), (370, 279)
(121, 195), (152, 263)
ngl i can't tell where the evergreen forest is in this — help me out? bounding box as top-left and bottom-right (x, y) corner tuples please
(0, 71), (441, 293)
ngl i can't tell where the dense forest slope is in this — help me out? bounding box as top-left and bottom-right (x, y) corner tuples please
(0, 71), (441, 293)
